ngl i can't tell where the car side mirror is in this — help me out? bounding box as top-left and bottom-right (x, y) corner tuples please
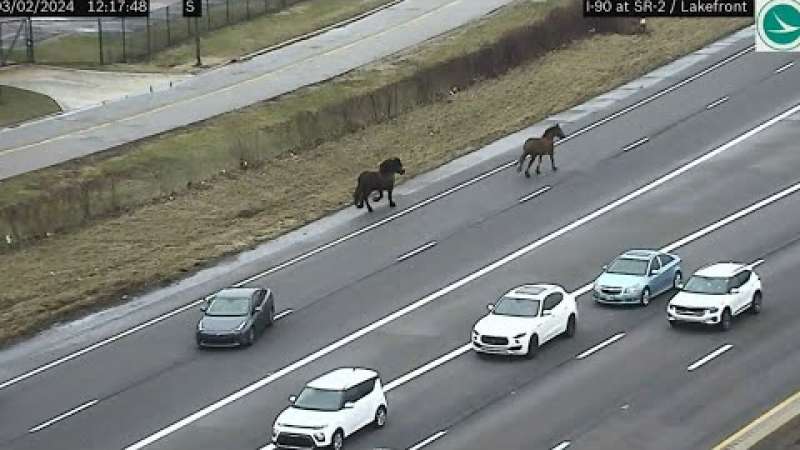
(602, 265), (608, 271)
(288, 395), (297, 404)
(676, 282), (684, 290)
(487, 304), (495, 311)
(254, 305), (263, 313)
(343, 402), (355, 409)
(650, 269), (658, 276)
(200, 304), (208, 312)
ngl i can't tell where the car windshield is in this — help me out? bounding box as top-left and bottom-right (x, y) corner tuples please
(493, 297), (541, 317)
(682, 275), (730, 295)
(205, 295), (251, 316)
(606, 257), (649, 276)
(293, 387), (344, 412)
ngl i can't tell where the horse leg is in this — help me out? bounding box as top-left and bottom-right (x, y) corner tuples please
(373, 190), (383, 202)
(388, 189), (396, 208)
(535, 154), (543, 175)
(525, 155), (535, 178)
(517, 151), (527, 173)
(550, 152), (557, 171)
(364, 194), (374, 212)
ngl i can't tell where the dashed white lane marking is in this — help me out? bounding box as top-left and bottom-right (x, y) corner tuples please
(622, 137), (649, 152)
(0, 45), (759, 392)
(28, 400), (99, 433)
(576, 333), (626, 360)
(409, 430), (448, 450)
(384, 344), (472, 392)
(688, 344), (734, 372)
(518, 186), (552, 203)
(273, 309), (294, 321)
(775, 61), (794, 74)
(706, 96), (729, 110)
(122, 103), (800, 450)
(397, 241), (438, 262)
(552, 441), (572, 450)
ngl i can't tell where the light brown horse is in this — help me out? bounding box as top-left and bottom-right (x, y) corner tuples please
(516, 124), (566, 177)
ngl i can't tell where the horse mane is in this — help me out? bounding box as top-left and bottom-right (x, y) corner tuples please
(378, 158), (397, 174)
(543, 124), (560, 139)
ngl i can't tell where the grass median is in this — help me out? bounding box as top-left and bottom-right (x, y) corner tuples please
(0, 86), (61, 127)
(0, 12), (751, 345)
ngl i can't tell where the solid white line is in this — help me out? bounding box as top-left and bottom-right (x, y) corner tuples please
(273, 309), (294, 321)
(775, 62), (794, 74)
(397, 241), (438, 262)
(409, 430), (448, 450)
(122, 103), (800, 450)
(0, 299), (203, 391)
(384, 344), (471, 392)
(0, 44), (757, 392)
(259, 444), (275, 450)
(749, 259), (765, 269)
(576, 333), (626, 360)
(28, 399), (98, 433)
(552, 441), (572, 450)
(519, 186), (552, 203)
(706, 96), (729, 110)
(688, 344), (733, 372)
(622, 137), (649, 152)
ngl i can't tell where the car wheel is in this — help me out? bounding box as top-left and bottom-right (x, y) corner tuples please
(640, 288), (651, 307)
(243, 328), (255, 346)
(720, 308), (732, 331)
(673, 271), (682, 289)
(563, 315), (577, 338)
(330, 429), (344, 450)
(750, 292), (762, 315)
(525, 335), (539, 359)
(374, 405), (387, 428)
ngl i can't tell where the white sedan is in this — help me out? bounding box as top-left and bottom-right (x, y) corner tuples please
(472, 284), (578, 358)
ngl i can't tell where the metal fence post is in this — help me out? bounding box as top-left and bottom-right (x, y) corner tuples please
(0, 22), (4, 66)
(206, 0), (211, 30)
(186, 17), (191, 37)
(226, 0), (230, 24)
(194, 16), (201, 66)
(166, 6), (172, 46)
(246, 0), (250, 20)
(121, 17), (127, 62)
(146, 14), (151, 60)
(98, 18), (104, 64)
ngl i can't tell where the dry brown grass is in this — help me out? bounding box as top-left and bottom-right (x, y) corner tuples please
(0, 16), (750, 346)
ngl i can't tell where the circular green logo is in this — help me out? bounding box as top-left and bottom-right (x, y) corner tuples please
(758, 0), (800, 50)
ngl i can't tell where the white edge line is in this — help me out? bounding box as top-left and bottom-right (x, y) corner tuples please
(28, 399), (99, 433)
(397, 241), (438, 262)
(0, 45), (760, 393)
(576, 333), (626, 360)
(117, 102), (800, 450)
(775, 61), (794, 74)
(688, 344), (734, 372)
(384, 344), (472, 392)
(552, 441), (572, 450)
(409, 430), (448, 450)
(748, 259), (765, 269)
(273, 309), (294, 321)
(622, 137), (649, 152)
(706, 96), (730, 110)
(519, 185), (552, 203)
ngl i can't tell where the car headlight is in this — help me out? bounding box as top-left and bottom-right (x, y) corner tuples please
(513, 333), (527, 339)
(197, 322), (204, 331)
(624, 285), (643, 294)
(236, 321), (247, 331)
(313, 432), (326, 442)
(472, 329), (479, 337)
(707, 307), (719, 314)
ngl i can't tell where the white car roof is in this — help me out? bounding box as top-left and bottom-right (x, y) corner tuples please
(695, 262), (746, 278)
(307, 368), (378, 391)
(506, 284), (560, 299)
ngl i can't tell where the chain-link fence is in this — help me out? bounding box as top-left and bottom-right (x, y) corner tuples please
(0, 0), (304, 66)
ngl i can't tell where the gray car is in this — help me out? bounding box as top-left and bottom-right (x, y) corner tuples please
(592, 249), (682, 306)
(196, 287), (275, 348)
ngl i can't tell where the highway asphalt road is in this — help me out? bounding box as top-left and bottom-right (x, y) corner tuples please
(0, 33), (798, 450)
(0, 0), (517, 180)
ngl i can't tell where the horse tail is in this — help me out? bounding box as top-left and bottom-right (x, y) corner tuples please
(353, 177), (364, 208)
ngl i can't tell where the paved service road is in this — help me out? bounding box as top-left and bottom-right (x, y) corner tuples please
(0, 31), (798, 450)
(0, 0), (517, 180)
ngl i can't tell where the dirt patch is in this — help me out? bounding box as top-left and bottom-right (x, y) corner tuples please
(0, 13), (750, 345)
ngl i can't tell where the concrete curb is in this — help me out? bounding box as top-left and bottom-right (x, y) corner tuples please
(714, 390), (800, 449)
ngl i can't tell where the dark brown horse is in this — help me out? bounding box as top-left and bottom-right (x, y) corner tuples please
(517, 124), (566, 177)
(353, 157), (406, 212)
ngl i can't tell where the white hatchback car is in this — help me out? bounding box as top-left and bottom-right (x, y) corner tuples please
(272, 368), (387, 450)
(472, 284), (578, 358)
(667, 262), (763, 331)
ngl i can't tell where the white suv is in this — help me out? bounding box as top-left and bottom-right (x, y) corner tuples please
(472, 284), (578, 358)
(667, 262), (763, 331)
(272, 367), (387, 450)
